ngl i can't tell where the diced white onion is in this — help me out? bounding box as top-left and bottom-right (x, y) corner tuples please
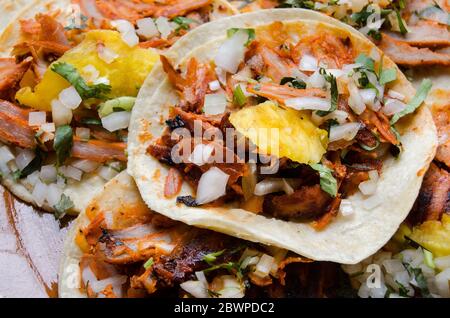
(434, 268), (450, 297)
(121, 29), (139, 47)
(32, 180), (48, 207)
(327, 69), (345, 78)
(382, 259), (405, 274)
(339, 199), (354, 217)
(98, 46), (119, 64)
(359, 170), (379, 196)
(215, 67), (227, 85)
(370, 47), (381, 62)
(26, 171), (40, 187)
(59, 86), (82, 110)
(188, 143), (214, 166)
(15, 148), (35, 170)
(180, 280), (209, 298)
(101, 111), (131, 132)
(40, 165), (57, 183)
(71, 159), (100, 173)
(28, 112), (46, 126)
(0, 146), (14, 174)
(155, 17), (174, 39)
(387, 90), (405, 101)
(46, 183), (63, 207)
(342, 63), (363, 74)
(196, 167), (229, 205)
(217, 276), (245, 298)
(369, 170), (379, 182)
(0, 146), (15, 164)
(285, 97), (331, 111)
(98, 165), (119, 181)
(40, 123), (55, 133)
(203, 93), (227, 115)
(82, 65), (100, 83)
(56, 175), (66, 188)
(312, 110), (348, 126)
(329, 122), (361, 142)
(60, 166), (83, 181)
(307, 70), (326, 88)
(383, 98), (407, 116)
(359, 88), (377, 108)
(75, 127), (90, 140)
(347, 81), (366, 115)
(195, 271), (208, 285)
(93, 76), (110, 85)
(240, 256), (260, 270)
(254, 178), (293, 196)
(368, 282), (388, 299)
(299, 54), (318, 71)
(435, 256), (450, 271)
(208, 80), (221, 91)
(136, 18), (159, 38)
(254, 254), (275, 279)
(214, 30), (249, 74)
(111, 19), (134, 33)
(51, 99), (73, 126)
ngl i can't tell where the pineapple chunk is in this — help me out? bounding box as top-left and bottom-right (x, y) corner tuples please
(229, 101), (328, 164)
(409, 214), (450, 257)
(16, 30), (158, 111)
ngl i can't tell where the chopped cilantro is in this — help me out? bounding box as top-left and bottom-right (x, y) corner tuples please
(54, 194), (74, 220)
(309, 164), (338, 197)
(51, 62), (111, 100)
(233, 85), (247, 107)
(227, 28), (256, 46)
(203, 250), (226, 265)
(390, 79), (432, 125)
(53, 125), (73, 166)
(143, 257), (154, 270)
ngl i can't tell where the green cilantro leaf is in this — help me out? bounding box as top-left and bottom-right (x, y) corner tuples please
(309, 164), (338, 197)
(227, 28), (256, 46)
(233, 85), (247, 107)
(356, 53), (375, 73)
(51, 62), (111, 100)
(316, 68), (338, 116)
(172, 17), (198, 31)
(203, 250), (226, 265)
(380, 68), (397, 85)
(54, 194), (74, 219)
(143, 257), (154, 270)
(390, 79), (432, 125)
(280, 77), (307, 89)
(53, 125), (73, 166)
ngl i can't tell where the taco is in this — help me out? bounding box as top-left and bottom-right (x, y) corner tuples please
(128, 9), (437, 264)
(229, 0), (450, 67)
(0, 0), (236, 216)
(59, 171), (345, 298)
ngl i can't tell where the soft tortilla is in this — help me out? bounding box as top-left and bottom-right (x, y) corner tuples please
(58, 172), (147, 298)
(0, 0), (237, 214)
(0, 0), (104, 214)
(128, 9), (438, 264)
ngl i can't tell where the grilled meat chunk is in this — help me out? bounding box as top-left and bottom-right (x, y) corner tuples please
(263, 185), (332, 219)
(409, 163), (450, 224)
